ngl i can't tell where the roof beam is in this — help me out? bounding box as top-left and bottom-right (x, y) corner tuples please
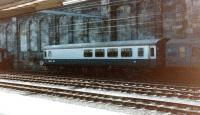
(39, 10), (102, 19)
(0, 0), (36, 10)
(35, 0), (64, 11)
(0, 0), (63, 19)
(63, 0), (88, 6)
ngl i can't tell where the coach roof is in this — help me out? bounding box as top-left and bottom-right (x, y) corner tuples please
(44, 39), (162, 50)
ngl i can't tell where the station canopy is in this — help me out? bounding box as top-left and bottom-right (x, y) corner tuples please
(0, 0), (64, 19)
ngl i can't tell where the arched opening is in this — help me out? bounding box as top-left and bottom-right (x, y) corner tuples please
(29, 20), (38, 52)
(40, 18), (50, 51)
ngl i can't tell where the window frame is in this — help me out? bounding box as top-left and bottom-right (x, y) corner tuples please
(192, 47), (200, 57)
(3, 51), (7, 59)
(138, 48), (144, 57)
(107, 48), (118, 57)
(0, 52), (2, 62)
(84, 49), (93, 57)
(95, 49), (105, 57)
(150, 47), (155, 57)
(48, 51), (52, 57)
(179, 46), (185, 59)
(44, 51), (47, 58)
(121, 48), (132, 57)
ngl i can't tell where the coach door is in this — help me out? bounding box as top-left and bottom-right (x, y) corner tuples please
(149, 46), (156, 59)
(179, 46), (186, 66)
(0, 51), (2, 63)
(191, 47), (200, 66)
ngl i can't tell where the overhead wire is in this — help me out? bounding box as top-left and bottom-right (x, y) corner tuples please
(60, 0), (142, 12)
(16, 0), (155, 23)
(0, 0), (197, 41)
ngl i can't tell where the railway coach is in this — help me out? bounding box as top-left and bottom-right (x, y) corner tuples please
(0, 48), (13, 70)
(42, 39), (167, 70)
(166, 39), (200, 70)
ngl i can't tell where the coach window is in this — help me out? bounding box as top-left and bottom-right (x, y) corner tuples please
(150, 48), (155, 57)
(192, 47), (200, 57)
(179, 47), (185, 58)
(138, 48), (144, 57)
(95, 49), (105, 57)
(121, 48), (132, 57)
(108, 48), (118, 57)
(84, 49), (93, 57)
(4, 51), (7, 59)
(44, 51), (47, 58)
(48, 51), (52, 57)
(0, 53), (2, 62)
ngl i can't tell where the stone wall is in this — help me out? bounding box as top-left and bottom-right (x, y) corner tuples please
(0, 0), (199, 69)
(162, 0), (187, 39)
(0, 18), (17, 54)
(106, 0), (163, 41)
(185, 0), (200, 39)
(162, 0), (200, 39)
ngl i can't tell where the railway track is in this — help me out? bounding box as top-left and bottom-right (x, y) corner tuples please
(0, 72), (200, 100)
(0, 81), (199, 114)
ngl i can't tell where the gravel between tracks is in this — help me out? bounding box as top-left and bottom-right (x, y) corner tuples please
(0, 79), (199, 107)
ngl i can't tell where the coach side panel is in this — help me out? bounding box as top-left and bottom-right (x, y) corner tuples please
(43, 46), (158, 66)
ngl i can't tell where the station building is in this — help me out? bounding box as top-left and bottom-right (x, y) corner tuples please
(0, 0), (198, 69)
